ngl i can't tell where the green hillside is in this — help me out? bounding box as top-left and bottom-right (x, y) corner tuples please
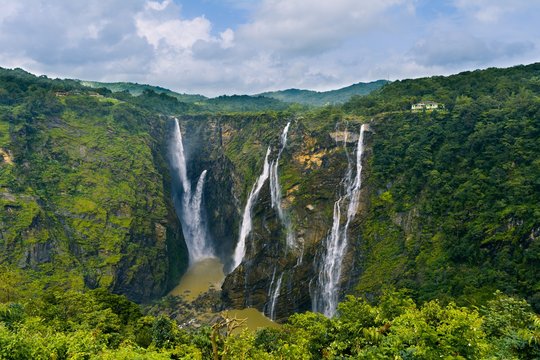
(258, 79), (389, 106)
(0, 67), (187, 302)
(343, 64), (540, 310)
(80, 81), (293, 114)
(79, 80), (207, 103)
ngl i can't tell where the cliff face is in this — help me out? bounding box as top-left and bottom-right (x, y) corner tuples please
(0, 76), (187, 302)
(3, 64), (538, 315)
(177, 114), (372, 320)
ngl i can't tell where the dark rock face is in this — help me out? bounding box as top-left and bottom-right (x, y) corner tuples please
(178, 115), (371, 321)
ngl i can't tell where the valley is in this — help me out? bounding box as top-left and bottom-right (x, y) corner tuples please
(0, 63), (539, 358)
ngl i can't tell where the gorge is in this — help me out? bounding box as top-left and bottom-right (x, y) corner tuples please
(0, 64), (539, 357)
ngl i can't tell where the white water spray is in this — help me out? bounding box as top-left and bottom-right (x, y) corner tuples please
(269, 122), (296, 250)
(172, 118), (214, 264)
(312, 124), (366, 317)
(232, 147), (271, 270)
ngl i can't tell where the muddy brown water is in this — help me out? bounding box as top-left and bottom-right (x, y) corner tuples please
(170, 257), (280, 331)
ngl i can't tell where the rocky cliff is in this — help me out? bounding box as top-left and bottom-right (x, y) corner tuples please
(176, 113), (373, 321)
(2, 64), (538, 316)
(0, 70), (187, 302)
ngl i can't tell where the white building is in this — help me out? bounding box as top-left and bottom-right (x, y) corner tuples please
(412, 101), (440, 111)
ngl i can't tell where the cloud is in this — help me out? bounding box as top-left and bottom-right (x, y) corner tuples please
(237, 0), (408, 56)
(0, 0), (151, 77)
(0, 0), (538, 96)
(452, 0), (534, 23)
(135, 1), (213, 50)
(411, 33), (535, 67)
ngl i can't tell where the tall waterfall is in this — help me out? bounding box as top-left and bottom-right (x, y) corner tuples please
(269, 122), (296, 249)
(171, 118), (214, 264)
(312, 124), (366, 317)
(232, 147), (271, 270)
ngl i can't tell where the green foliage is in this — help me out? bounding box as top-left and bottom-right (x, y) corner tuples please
(0, 67), (186, 302)
(259, 80), (388, 106)
(0, 288), (214, 358)
(79, 79), (207, 103)
(348, 63), (540, 310)
(0, 273), (538, 358)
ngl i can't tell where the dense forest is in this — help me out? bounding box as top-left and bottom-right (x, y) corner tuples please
(0, 64), (539, 358)
(0, 286), (538, 359)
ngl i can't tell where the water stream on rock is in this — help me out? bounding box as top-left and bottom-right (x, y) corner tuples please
(232, 147), (271, 270)
(312, 124), (366, 317)
(171, 118), (214, 264)
(269, 122), (296, 251)
(268, 272), (283, 320)
(171, 119), (279, 330)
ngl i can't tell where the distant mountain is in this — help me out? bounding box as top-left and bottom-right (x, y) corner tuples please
(258, 80), (389, 106)
(79, 80), (207, 103)
(79, 79), (388, 108)
(79, 80), (293, 113)
(202, 95), (291, 112)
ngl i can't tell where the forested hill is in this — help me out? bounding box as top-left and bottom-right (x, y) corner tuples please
(79, 80), (207, 103)
(341, 63), (540, 310)
(258, 79), (388, 106)
(0, 67), (188, 301)
(80, 78), (388, 108)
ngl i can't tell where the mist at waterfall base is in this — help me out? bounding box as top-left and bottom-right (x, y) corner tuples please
(170, 119), (215, 264)
(312, 124), (366, 317)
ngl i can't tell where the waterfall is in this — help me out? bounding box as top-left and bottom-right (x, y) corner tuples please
(313, 124), (366, 317)
(232, 147), (271, 270)
(269, 272), (283, 320)
(171, 118), (214, 264)
(265, 268), (277, 316)
(269, 122), (296, 250)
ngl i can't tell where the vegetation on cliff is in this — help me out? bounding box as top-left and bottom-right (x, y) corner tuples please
(342, 63), (540, 311)
(0, 67), (187, 301)
(1, 62), (539, 357)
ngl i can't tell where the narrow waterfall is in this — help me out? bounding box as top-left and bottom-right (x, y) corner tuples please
(269, 122), (296, 249)
(171, 118), (214, 264)
(265, 268), (277, 315)
(313, 124), (366, 317)
(232, 147), (271, 270)
(269, 272), (283, 320)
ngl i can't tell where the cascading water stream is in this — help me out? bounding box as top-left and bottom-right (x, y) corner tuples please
(269, 122), (296, 250)
(232, 147), (271, 271)
(312, 124), (366, 317)
(265, 268), (277, 315)
(269, 272), (283, 320)
(171, 118), (214, 264)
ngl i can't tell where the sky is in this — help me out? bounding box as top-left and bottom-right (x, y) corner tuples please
(0, 0), (538, 97)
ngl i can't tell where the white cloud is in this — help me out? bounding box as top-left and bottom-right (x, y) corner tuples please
(452, 0), (534, 23)
(135, 0), (213, 50)
(0, 0), (538, 96)
(237, 0), (408, 55)
(220, 29), (235, 49)
(146, 0), (172, 11)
